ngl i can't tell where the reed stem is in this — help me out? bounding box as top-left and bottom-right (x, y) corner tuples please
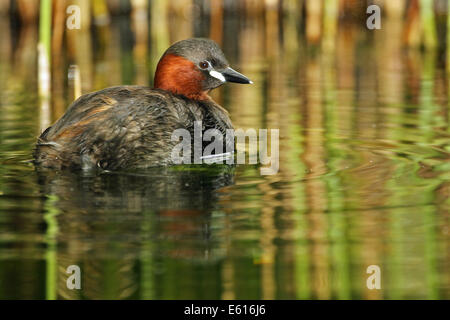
(420, 0), (437, 48)
(38, 0), (52, 131)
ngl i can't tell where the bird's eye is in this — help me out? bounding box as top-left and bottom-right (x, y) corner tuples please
(199, 61), (209, 69)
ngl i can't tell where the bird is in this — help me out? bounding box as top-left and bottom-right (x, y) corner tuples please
(33, 38), (252, 170)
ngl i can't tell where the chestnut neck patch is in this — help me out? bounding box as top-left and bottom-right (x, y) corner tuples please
(154, 54), (208, 101)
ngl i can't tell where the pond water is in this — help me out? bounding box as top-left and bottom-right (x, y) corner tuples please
(0, 6), (449, 299)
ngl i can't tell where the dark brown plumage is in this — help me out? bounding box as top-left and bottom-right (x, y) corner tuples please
(33, 38), (252, 170)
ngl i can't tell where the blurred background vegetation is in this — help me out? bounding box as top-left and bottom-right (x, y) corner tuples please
(0, 0), (449, 300)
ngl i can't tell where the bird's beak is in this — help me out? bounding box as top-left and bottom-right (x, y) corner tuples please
(220, 67), (253, 84)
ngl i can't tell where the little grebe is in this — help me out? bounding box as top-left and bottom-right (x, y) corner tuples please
(33, 38), (252, 170)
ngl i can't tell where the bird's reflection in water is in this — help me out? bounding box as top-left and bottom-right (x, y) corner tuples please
(36, 165), (234, 299)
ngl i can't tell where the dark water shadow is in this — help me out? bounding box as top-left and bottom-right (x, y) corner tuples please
(34, 165), (234, 299)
